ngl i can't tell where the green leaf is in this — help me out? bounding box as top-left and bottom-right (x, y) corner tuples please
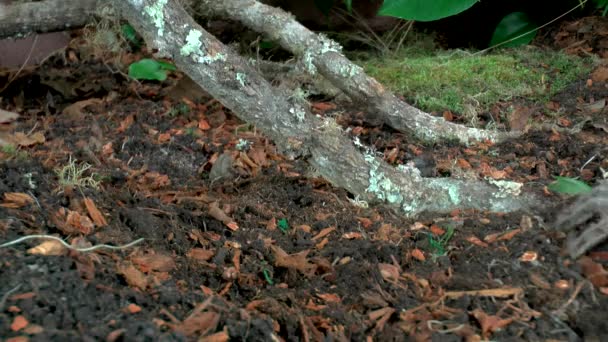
(378, 0), (478, 22)
(156, 60), (176, 71)
(128, 59), (174, 81)
(278, 218), (289, 233)
(490, 12), (537, 48)
(121, 24), (138, 44)
(548, 176), (593, 195)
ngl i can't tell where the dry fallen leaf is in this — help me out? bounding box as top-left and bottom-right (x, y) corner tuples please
(12, 131), (45, 147)
(83, 197), (107, 227)
(1, 192), (34, 208)
(132, 253), (176, 273)
(312, 226), (336, 241)
(27, 240), (67, 256)
(472, 309), (513, 338)
(411, 248), (426, 261)
(10, 315), (29, 332)
(271, 245), (316, 276)
(187, 248), (215, 261)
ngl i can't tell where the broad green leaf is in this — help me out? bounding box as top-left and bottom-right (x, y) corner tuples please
(378, 0), (478, 22)
(548, 176), (593, 195)
(490, 12), (537, 48)
(128, 59), (172, 81)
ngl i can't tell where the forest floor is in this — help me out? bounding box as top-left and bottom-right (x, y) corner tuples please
(1, 16), (608, 342)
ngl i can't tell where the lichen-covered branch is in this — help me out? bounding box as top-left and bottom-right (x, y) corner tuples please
(0, 0), (99, 39)
(115, 0), (538, 216)
(196, 0), (519, 146)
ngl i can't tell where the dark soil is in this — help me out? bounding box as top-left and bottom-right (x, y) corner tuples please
(1, 19), (608, 342)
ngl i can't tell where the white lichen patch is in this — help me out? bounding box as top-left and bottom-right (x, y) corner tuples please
(488, 178), (523, 198)
(179, 29), (226, 65)
(302, 34), (343, 75)
(143, 0), (168, 37)
(364, 152), (404, 204)
(180, 29), (202, 56)
(289, 104), (306, 123)
(236, 73), (247, 87)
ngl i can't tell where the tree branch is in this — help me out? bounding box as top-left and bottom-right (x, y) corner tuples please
(0, 0), (99, 39)
(114, 0), (538, 217)
(197, 0), (519, 145)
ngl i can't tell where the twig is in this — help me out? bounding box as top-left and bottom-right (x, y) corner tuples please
(0, 234), (144, 252)
(0, 284), (22, 311)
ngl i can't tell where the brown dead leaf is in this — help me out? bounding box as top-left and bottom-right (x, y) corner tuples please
(270, 245), (316, 276)
(132, 253), (176, 273)
(312, 226), (336, 241)
(471, 309), (513, 339)
(187, 248), (215, 261)
(316, 293), (341, 303)
(519, 251), (538, 262)
(479, 162), (507, 179)
(411, 248), (426, 261)
(158, 132), (171, 143)
(497, 229), (521, 242)
(208, 202), (239, 230)
(266, 217), (277, 230)
(315, 237), (329, 250)
(0, 108), (19, 124)
(117, 114), (134, 133)
(177, 311), (220, 337)
(429, 224), (445, 236)
(10, 315), (28, 332)
(378, 263), (401, 282)
(27, 240), (67, 256)
(126, 303), (142, 314)
(65, 210), (95, 235)
(83, 197), (107, 227)
(311, 102), (337, 111)
(467, 235), (489, 248)
(117, 263), (153, 291)
(1, 192), (34, 208)
(357, 217), (373, 228)
(457, 158), (472, 169)
(12, 131), (45, 147)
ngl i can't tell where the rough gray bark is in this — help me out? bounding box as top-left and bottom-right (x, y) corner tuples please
(0, 0), (99, 39)
(114, 0), (538, 217)
(198, 0), (518, 145)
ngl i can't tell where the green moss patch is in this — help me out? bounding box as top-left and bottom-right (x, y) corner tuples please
(356, 47), (594, 117)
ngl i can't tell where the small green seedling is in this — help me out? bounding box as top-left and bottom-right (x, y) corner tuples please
(428, 226), (454, 260)
(278, 218), (290, 233)
(548, 176), (593, 195)
(128, 59), (176, 81)
(263, 269), (274, 285)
